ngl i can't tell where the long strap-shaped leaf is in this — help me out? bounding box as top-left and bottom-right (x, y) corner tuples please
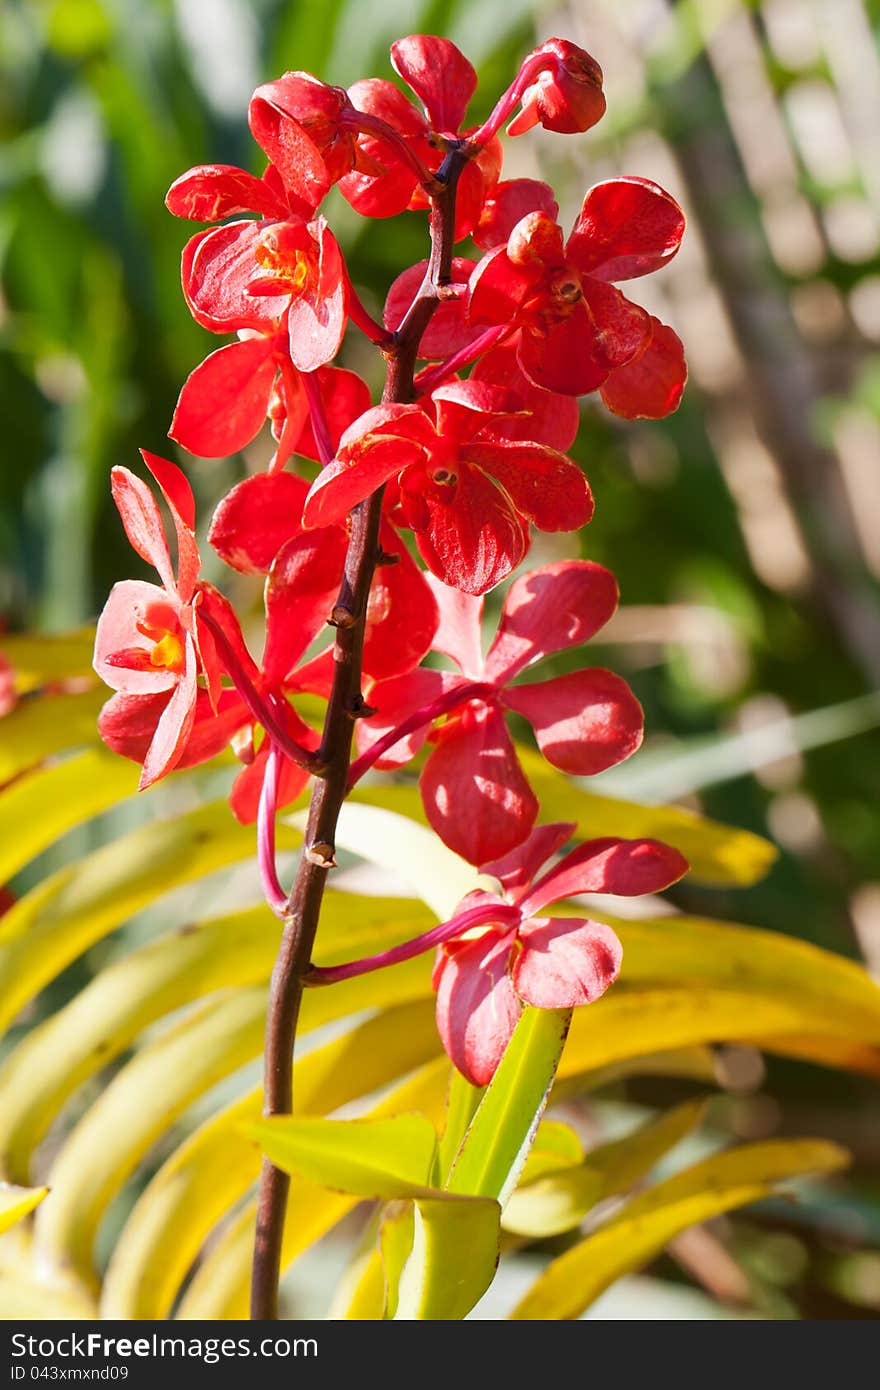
(0, 894), (434, 1181)
(0, 802), (301, 1037)
(0, 688), (105, 784)
(510, 1138), (849, 1319)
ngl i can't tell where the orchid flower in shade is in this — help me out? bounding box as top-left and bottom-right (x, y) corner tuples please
(467, 178), (686, 408)
(306, 821), (688, 1086)
(483, 38), (607, 142)
(338, 35), (502, 240)
(349, 560), (644, 864)
(303, 382), (593, 596)
(93, 452), (215, 788)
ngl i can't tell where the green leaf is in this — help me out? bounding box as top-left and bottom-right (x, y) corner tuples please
(511, 1138), (850, 1319)
(446, 1008), (570, 1204)
(175, 1058), (452, 1321)
(518, 1119), (585, 1186)
(101, 1005), (443, 1320)
(438, 1068), (484, 1180)
(395, 1195), (501, 1321)
(248, 1114), (440, 1200)
(504, 1099), (707, 1239)
(0, 1182), (48, 1235)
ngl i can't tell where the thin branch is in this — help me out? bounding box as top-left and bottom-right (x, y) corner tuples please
(249, 142), (471, 1321)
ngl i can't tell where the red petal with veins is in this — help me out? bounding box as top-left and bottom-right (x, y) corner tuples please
(391, 35), (477, 132)
(169, 339), (277, 458)
(362, 525), (439, 681)
(98, 687), (248, 769)
(472, 341), (580, 452)
(139, 635), (198, 788)
(165, 164), (288, 221)
(94, 580), (179, 695)
(338, 79), (426, 219)
(482, 822), (576, 901)
(285, 219), (348, 373)
(600, 318), (687, 420)
(304, 438), (424, 529)
(474, 179), (559, 251)
(263, 527), (348, 685)
(434, 928), (521, 1085)
(431, 379), (521, 440)
(208, 471), (310, 575)
(414, 462), (529, 596)
(140, 451), (200, 603)
(468, 246), (537, 326)
(503, 667), (643, 775)
(384, 258), (479, 359)
(183, 222), (289, 333)
(424, 573), (485, 678)
(421, 704), (538, 863)
(110, 468), (175, 592)
(248, 77), (333, 214)
(567, 177), (685, 282)
(513, 917), (621, 1008)
(485, 560), (618, 684)
(521, 837), (690, 916)
(468, 440), (593, 532)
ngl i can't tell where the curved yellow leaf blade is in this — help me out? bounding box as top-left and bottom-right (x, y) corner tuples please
(1, 628), (96, 695)
(0, 688), (105, 784)
(396, 1195), (501, 1321)
(0, 802), (301, 1038)
(0, 1183), (48, 1235)
(0, 894), (434, 1181)
(0, 750), (139, 885)
(504, 1099), (706, 1239)
(511, 1138), (849, 1320)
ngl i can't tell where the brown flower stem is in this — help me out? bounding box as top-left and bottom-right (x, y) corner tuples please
(249, 142), (470, 1321)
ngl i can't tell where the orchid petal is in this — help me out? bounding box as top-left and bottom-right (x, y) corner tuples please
(599, 318), (687, 420)
(485, 560), (618, 683)
(481, 822), (576, 902)
(208, 472), (310, 575)
(424, 573), (485, 678)
(513, 916), (622, 1008)
(109, 468), (175, 593)
(521, 837), (690, 916)
(169, 338), (277, 458)
(139, 635), (198, 789)
(567, 177), (685, 282)
(434, 928), (521, 1086)
(503, 668), (643, 775)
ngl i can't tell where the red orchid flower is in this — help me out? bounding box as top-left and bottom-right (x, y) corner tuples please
(165, 73), (357, 227)
(307, 821), (688, 1085)
(467, 177), (686, 407)
(505, 38), (606, 137)
(182, 213), (349, 375)
(433, 825), (688, 1084)
(351, 560), (644, 863)
(93, 451), (218, 788)
(338, 36), (503, 240)
(303, 382), (593, 595)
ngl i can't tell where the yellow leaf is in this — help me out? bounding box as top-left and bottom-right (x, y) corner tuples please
(0, 688), (106, 784)
(0, 749), (139, 884)
(1, 628), (96, 694)
(511, 1138), (849, 1319)
(0, 1183), (48, 1235)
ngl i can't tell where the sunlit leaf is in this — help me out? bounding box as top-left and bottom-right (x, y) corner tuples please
(504, 1099), (706, 1238)
(248, 1114), (439, 1200)
(0, 1183), (48, 1235)
(0, 629), (97, 695)
(446, 1008), (570, 1205)
(511, 1139), (850, 1319)
(0, 689), (105, 784)
(395, 1194), (501, 1321)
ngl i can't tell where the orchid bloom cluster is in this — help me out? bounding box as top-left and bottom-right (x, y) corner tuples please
(94, 35), (688, 1085)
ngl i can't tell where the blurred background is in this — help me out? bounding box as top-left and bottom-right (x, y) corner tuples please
(2, 0), (880, 1318)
